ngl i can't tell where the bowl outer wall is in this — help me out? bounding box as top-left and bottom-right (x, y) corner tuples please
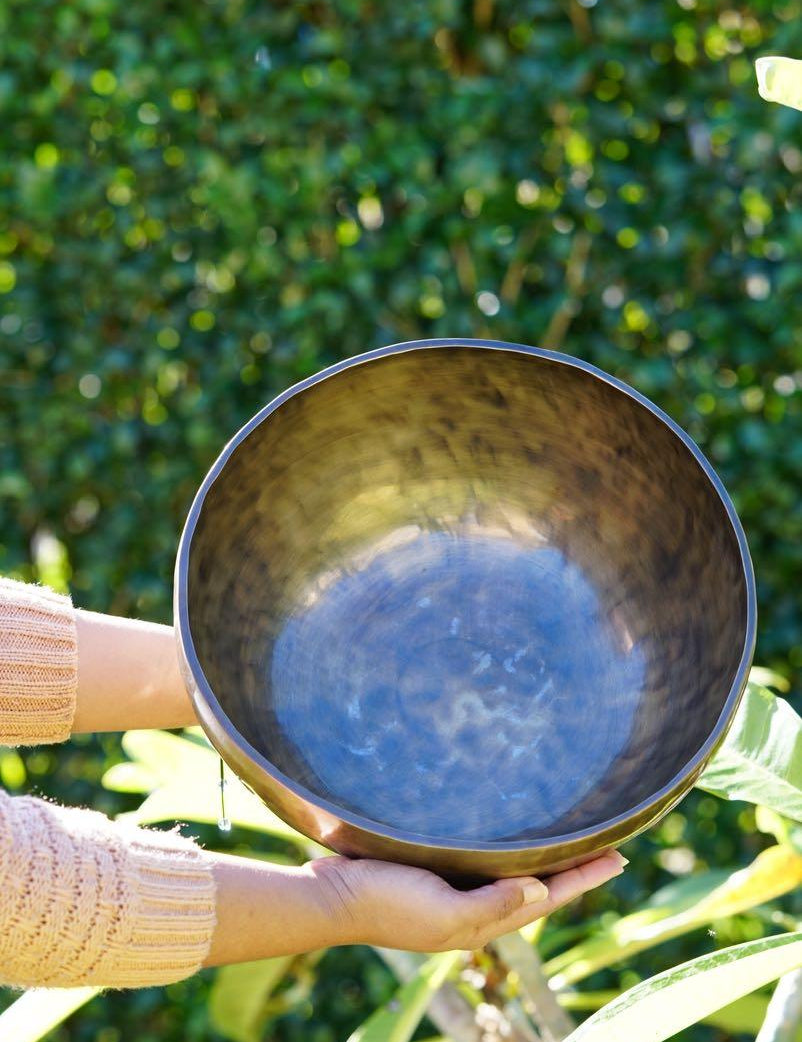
(173, 338), (757, 878)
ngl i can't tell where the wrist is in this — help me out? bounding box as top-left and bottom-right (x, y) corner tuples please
(204, 853), (357, 967)
(302, 856), (367, 947)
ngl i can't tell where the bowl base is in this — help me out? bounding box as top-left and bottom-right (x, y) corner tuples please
(268, 528), (647, 844)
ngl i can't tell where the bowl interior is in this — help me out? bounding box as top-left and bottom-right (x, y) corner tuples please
(186, 346), (749, 844)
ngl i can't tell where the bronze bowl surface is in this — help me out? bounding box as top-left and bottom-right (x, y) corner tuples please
(175, 339), (756, 880)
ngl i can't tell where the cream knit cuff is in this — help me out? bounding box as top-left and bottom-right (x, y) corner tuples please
(0, 577), (78, 746)
(0, 793), (217, 989)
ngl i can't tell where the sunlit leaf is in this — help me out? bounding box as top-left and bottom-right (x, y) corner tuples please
(121, 728), (213, 775)
(559, 989), (799, 1037)
(31, 528), (71, 594)
(756, 57), (802, 111)
(544, 868), (729, 982)
(121, 779), (309, 846)
(755, 805), (792, 845)
(699, 684), (802, 821)
(0, 748), (27, 789)
(0, 988), (100, 1042)
(102, 760), (159, 793)
(750, 667), (791, 693)
(547, 845), (802, 987)
(565, 932), (802, 1042)
(209, 957), (295, 1042)
(347, 951), (463, 1042)
(101, 729), (312, 849)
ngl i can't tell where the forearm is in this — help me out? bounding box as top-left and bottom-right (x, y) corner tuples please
(72, 608), (197, 733)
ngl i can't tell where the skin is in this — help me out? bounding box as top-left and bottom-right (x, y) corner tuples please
(74, 609), (627, 965)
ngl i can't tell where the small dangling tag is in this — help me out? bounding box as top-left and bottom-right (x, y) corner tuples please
(218, 758), (231, 833)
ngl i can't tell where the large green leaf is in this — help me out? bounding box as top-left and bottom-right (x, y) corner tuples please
(209, 957), (295, 1042)
(560, 990), (802, 1038)
(0, 988), (100, 1042)
(347, 951), (463, 1042)
(565, 932), (802, 1042)
(546, 844), (802, 986)
(699, 684), (802, 821)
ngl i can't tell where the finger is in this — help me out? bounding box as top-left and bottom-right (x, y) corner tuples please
(481, 851), (627, 939)
(541, 851), (627, 913)
(450, 850), (625, 925)
(506, 850), (624, 933)
(451, 874), (547, 929)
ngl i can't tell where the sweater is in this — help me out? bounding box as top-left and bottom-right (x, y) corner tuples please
(0, 577), (217, 989)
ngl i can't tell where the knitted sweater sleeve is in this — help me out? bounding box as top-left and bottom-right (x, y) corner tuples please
(0, 576), (78, 745)
(0, 577), (217, 988)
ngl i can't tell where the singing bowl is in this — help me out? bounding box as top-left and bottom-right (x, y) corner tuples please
(175, 338), (756, 880)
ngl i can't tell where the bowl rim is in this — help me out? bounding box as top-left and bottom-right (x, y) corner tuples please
(175, 337), (758, 852)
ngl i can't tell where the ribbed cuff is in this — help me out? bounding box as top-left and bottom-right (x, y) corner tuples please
(0, 577), (78, 746)
(0, 793), (217, 989)
(91, 820), (218, 988)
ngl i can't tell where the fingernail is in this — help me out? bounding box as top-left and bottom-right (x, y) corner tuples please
(522, 880), (549, 904)
(609, 851), (628, 871)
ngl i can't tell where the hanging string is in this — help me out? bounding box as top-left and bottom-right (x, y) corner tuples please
(218, 758), (231, 833)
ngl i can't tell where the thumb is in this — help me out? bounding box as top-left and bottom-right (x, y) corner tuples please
(454, 876), (548, 924)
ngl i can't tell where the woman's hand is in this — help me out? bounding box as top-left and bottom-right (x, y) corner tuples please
(307, 850), (627, 952)
(204, 848), (626, 966)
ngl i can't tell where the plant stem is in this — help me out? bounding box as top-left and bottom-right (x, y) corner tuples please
(492, 932), (576, 1041)
(540, 231), (591, 352)
(375, 947), (540, 1042)
(374, 948), (482, 1042)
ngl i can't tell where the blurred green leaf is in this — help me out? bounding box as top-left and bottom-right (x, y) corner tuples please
(209, 957), (295, 1042)
(101, 760), (158, 794)
(31, 529), (71, 594)
(0, 749), (26, 789)
(755, 805), (792, 845)
(564, 932), (802, 1042)
(347, 951), (463, 1042)
(102, 729), (313, 849)
(547, 845), (802, 987)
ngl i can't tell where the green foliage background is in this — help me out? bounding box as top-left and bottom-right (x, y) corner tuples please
(1, 0), (802, 1039)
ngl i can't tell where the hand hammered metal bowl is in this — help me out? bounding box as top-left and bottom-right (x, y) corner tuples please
(175, 338), (756, 880)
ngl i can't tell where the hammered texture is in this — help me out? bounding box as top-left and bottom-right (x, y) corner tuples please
(181, 343), (752, 874)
